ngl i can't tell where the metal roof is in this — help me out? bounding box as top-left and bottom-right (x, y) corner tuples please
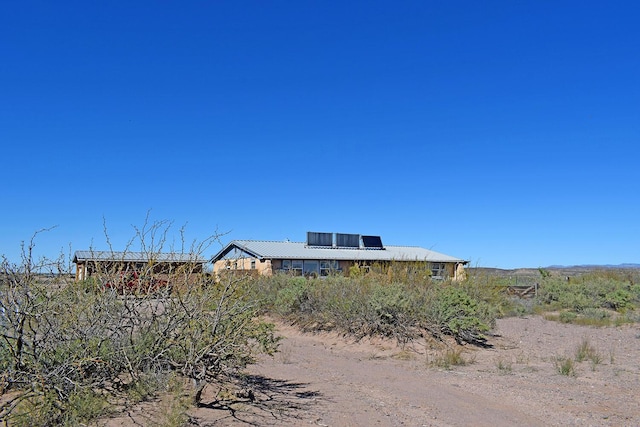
(211, 240), (467, 263)
(73, 250), (206, 264)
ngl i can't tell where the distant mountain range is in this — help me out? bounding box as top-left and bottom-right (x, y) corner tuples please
(469, 264), (640, 278)
(546, 263), (640, 269)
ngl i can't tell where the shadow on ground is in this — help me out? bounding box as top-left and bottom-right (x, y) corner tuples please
(191, 374), (324, 426)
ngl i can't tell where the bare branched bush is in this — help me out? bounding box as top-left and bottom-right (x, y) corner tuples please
(0, 222), (279, 426)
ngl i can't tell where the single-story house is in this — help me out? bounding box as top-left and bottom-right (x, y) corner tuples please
(72, 250), (206, 281)
(211, 232), (468, 280)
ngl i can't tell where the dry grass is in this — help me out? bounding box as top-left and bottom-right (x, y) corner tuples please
(429, 347), (469, 369)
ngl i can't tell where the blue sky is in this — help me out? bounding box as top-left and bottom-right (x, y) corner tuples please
(1, 1), (638, 269)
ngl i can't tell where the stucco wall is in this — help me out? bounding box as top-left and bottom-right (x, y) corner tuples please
(213, 257), (272, 276)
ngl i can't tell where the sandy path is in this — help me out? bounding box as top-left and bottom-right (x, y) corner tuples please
(230, 327), (545, 427)
(108, 315), (640, 426)
(189, 314), (640, 426)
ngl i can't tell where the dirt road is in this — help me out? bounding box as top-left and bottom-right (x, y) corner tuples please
(188, 316), (640, 426)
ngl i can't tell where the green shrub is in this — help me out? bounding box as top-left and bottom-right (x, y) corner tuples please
(581, 307), (611, 320)
(369, 283), (412, 324)
(536, 270), (640, 318)
(317, 275), (370, 334)
(427, 286), (494, 346)
(273, 277), (310, 316)
(249, 266), (507, 346)
(603, 288), (633, 311)
(252, 273), (299, 312)
(64, 389), (111, 425)
(366, 283), (416, 342)
(559, 311), (577, 323)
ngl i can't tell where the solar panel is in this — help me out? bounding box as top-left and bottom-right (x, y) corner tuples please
(307, 232), (333, 247)
(336, 233), (360, 248)
(362, 235), (384, 249)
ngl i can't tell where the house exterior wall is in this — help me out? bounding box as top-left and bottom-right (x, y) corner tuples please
(74, 260), (204, 281)
(212, 256), (465, 281)
(76, 263), (88, 281)
(213, 257), (272, 276)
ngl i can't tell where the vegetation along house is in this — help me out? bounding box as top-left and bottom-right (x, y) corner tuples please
(73, 250), (206, 281)
(211, 232), (468, 280)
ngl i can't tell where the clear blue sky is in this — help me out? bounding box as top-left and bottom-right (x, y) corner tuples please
(1, 1), (638, 269)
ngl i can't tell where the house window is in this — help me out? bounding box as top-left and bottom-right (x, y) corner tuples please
(431, 263), (446, 280)
(289, 260), (303, 275)
(320, 261), (340, 276)
(303, 260), (319, 277)
(281, 260), (340, 276)
(250, 259), (256, 270)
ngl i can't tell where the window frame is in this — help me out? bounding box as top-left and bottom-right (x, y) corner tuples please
(430, 262), (447, 280)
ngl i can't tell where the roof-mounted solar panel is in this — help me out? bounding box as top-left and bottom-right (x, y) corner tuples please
(336, 233), (360, 248)
(307, 232), (333, 247)
(362, 235), (384, 249)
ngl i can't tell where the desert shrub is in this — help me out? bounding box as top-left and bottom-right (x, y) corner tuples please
(64, 390), (110, 426)
(369, 283), (412, 317)
(373, 261), (434, 286)
(426, 285), (495, 346)
(536, 270), (640, 318)
(602, 288), (633, 311)
(620, 310), (640, 324)
(581, 307), (611, 320)
(313, 275), (371, 333)
(537, 278), (590, 311)
(559, 311), (578, 323)
(573, 308), (612, 326)
(0, 226), (279, 426)
(252, 273), (299, 312)
(536, 278), (564, 307)
(458, 279), (511, 316)
(273, 277), (310, 316)
(506, 299), (532, 317)
(250, 265), (506, 347)
(582, 274), (634, 311)
(365, 283), (417, 342)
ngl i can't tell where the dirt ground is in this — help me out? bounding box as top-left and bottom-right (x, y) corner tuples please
(109, 315), (640, 426)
